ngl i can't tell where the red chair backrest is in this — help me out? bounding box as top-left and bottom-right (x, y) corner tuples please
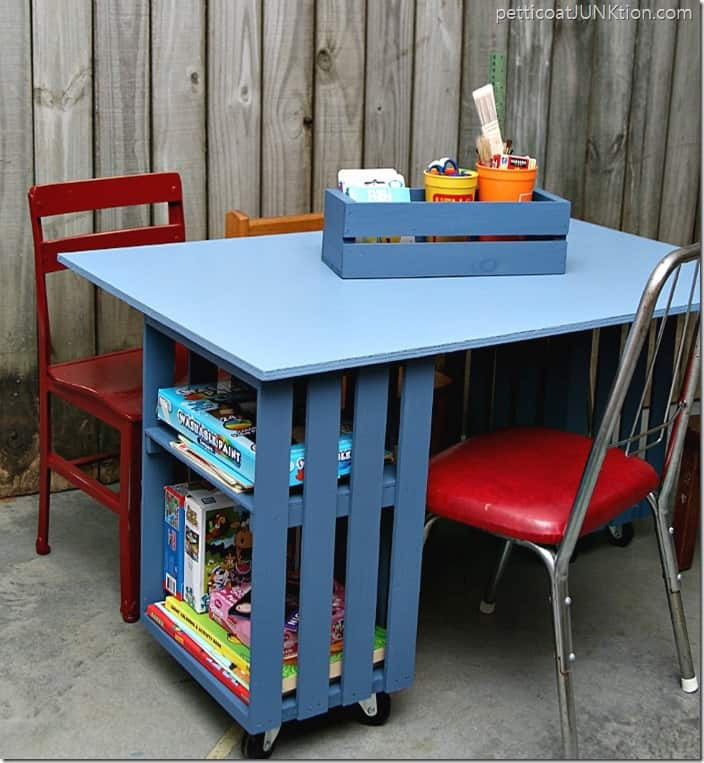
(28, 172), (185, 370)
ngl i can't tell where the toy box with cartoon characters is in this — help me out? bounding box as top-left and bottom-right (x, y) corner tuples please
(208, 575), (345, 661)
(156, 383), (354, 487)
(163, 480), (209, 599)
(183, 488), (252, 613)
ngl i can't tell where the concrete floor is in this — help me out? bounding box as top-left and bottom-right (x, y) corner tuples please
(0, 489), (700, 759)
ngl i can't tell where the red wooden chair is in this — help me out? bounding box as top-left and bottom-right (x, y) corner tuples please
(28, 172), (187, 623)
(425, 244), (701, 758)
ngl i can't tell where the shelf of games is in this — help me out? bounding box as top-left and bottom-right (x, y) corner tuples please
(142, 378), (396, 735)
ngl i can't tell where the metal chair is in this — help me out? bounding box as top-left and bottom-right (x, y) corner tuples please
(28, 172), (187, 623)
(425, 244), (701, 758)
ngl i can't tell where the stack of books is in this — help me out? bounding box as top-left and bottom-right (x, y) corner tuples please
(147, 596), (386, 702)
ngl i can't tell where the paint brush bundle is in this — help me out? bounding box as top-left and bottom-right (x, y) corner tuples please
(472, 83), (504, 156)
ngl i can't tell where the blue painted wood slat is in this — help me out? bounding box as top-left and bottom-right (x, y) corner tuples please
(248, 381), (294, 732)
(492, 343), (514, 430)
(295, 373), (342, 720)
(141, 320), (178, 610)
(542, 330), (592, 433)
(645, 317), (677, 477)
(592, 325), (622, 432)
(513, 338), (545, 427)
(466, 347), (494, 437)
(618, 319), (654, 523)
(384, 357), (435, 692)
(341, 365), (389, 705)
(334, 240), (567, 279)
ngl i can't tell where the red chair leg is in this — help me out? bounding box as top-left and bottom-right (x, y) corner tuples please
(36, 388), (52, 555)
(118, 423), (142, 623)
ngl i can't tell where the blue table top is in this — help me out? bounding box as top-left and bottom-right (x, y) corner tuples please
(59, 220), (695, 381)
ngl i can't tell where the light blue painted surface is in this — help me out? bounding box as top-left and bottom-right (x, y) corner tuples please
(321, 187), (569, 278)
(59, 221), (696, 381)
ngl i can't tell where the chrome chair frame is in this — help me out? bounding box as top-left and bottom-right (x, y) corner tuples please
(426, 244), (701, 758)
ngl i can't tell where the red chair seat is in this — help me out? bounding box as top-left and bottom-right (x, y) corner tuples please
(426, 427), (659, 545)
(49, 348), (143, 422)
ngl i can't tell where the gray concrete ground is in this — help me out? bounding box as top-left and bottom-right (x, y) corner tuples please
(0, 489), (700, 759)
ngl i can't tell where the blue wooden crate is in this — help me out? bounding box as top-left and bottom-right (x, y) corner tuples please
(321, 187), (571, 279)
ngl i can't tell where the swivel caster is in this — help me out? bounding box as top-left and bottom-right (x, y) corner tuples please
(606, 521), (634, 547)
(241, 727), (280, 759)
(353, 692), (391, 726)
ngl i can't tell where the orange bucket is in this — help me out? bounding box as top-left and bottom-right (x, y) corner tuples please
(477, 163), (537, 202)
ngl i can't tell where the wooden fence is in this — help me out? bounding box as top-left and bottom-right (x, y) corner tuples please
(0, 0), (700, 497)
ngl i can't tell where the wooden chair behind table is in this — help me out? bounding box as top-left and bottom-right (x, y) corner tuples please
(28, 172), (188, 623)
(224, 209), (453, 451)
(425, 244), (701, 758)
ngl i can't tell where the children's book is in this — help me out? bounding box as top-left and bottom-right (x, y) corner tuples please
(156, 383), (353, 487)
(164, 596), (385, 694)
(170, 436), (253, 492)
(146, 602), (250, 703)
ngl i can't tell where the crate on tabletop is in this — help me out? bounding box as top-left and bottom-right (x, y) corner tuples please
(321, 187), (571, 279)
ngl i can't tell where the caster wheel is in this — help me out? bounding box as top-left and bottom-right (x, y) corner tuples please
(353, 692), (391, 726)
(241, 732), (275, 759)
(606, 522), (634, 547)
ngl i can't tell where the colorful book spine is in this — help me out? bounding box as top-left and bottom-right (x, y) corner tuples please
(164, 596), (250, 676)
(152, 602), (249, 688)
(146, 602), (249, 703)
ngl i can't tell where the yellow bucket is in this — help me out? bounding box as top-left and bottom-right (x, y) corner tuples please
(424, 169), (477, 241)
(424, 169), (478, 202)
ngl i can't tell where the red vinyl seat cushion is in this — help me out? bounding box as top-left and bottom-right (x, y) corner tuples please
(426, 427), (659, 545)
(48, 348), (143, 422)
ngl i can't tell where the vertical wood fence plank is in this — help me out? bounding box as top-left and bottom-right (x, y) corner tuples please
(409, 0), (463, 187)
(261, 0), (314, 216)
(542, 3), (594, 215)
(658, 0), (700, 246)
(621, 1), (677, 238)
(459, 1), (509, 167)
(208, 0), (261, 234)
(504, 3), (555, 182)
(0, 0), (35, 497)
(94, 0), (151, 353)
(32, 0), (97, 468)
(152, 1), (207, 240)
(364, 0), (414, 179)
(582, 8), (638, 228)
(313, 0), (365, 211)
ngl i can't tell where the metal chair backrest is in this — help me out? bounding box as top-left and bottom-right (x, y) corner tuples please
(28, 172), (185, 371)
(558, 244), (701, 573)
(225, 209), (323, 238)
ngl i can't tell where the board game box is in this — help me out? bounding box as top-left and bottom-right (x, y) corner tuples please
(156, 383), (354, 487)
(183, 488), (252, 613)
(163, 481), (210, 598)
